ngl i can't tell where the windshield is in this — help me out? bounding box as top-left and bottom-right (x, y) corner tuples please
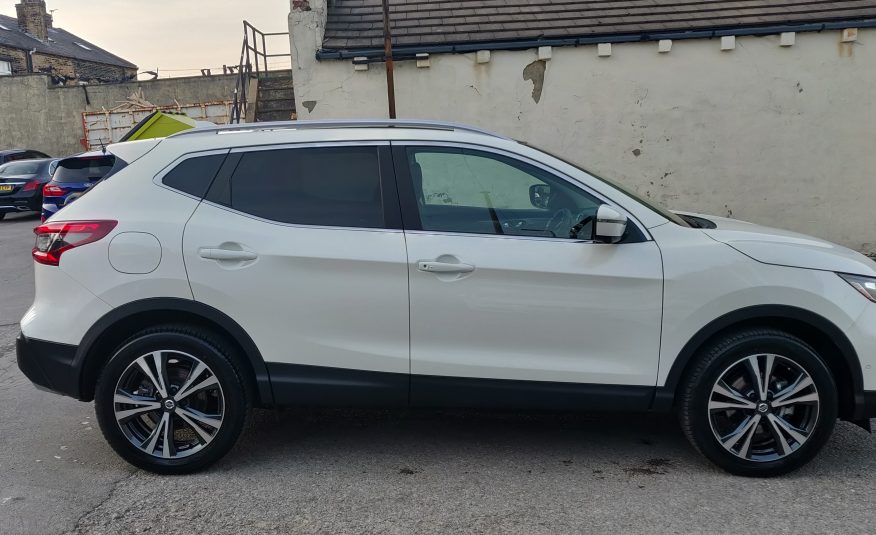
(519, 141), (691, 227)
(54, 156), (115, 183)
(0, 161), (42, 176)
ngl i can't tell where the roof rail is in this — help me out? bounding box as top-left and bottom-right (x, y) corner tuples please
(169, 119), (509, 140)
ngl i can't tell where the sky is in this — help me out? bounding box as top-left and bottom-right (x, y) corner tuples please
(1, 0), (292, 77)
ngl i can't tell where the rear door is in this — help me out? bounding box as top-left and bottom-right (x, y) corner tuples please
(182, 142), (410, 406)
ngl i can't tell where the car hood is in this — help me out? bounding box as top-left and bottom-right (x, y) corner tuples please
(677, 212), (876, 277)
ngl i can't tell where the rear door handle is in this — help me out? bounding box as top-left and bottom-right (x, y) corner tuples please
(417, 261), (475, 274)
(198, 248), (258, 261)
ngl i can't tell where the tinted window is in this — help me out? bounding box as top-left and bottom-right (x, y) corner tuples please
(162, 154), (226, 197)
(0, 161), (42, 176)
(228, 146), (384, 228)
(407, 147), (600, 239)
(54, 156), (115, 183)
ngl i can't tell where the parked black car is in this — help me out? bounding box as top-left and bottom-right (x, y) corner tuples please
(0, 149), (51, 165)
(0, 158), (60, 220)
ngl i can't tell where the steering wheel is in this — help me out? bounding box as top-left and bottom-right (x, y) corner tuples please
(545, 208), (573, 238)
(569, 211), (595, 239)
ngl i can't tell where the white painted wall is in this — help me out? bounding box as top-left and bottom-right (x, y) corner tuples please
(291, 7), (875, 253)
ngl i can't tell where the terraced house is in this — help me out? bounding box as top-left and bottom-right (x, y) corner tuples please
(0, 0), (136, 84)
(288, 0), (876, 255)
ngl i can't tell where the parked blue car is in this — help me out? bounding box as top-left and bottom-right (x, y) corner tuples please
(42, 151), (116, 221)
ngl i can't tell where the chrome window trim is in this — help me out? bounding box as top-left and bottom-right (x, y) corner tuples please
(197, 198), (403, 235)
(392, 140), (652, 242)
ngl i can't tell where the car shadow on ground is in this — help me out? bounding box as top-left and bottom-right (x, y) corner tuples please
(219, 408), (876, 479)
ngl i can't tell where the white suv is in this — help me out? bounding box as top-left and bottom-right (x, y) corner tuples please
(16, 120), (876, 476)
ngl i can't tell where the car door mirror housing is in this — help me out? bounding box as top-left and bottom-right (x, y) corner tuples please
(529, 184), (551, 209)
(594, 205), (628, 244)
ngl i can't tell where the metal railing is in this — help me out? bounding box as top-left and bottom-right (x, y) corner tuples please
(230, 21), (290, 124)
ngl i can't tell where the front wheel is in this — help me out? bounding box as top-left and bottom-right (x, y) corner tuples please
(95, 326), (250, 474)
(679, 329), (837, 477)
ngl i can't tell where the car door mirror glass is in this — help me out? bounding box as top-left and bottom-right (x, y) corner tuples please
(594, 204), (628, 244)
(529, 184), (551, 209)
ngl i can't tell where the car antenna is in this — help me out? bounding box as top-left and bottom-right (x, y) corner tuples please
(97, 138), (107, 155)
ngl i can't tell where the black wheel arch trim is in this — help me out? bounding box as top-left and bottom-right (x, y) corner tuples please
(74, 297), (274, 406)
(653, 304), (866, 419)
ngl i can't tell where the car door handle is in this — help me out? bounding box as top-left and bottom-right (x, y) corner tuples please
(198, 248), (258, 262)
(417, 261), (475, 274)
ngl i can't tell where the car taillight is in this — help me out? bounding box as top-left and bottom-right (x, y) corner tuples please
(32, 220), (117, 266)
(23, 180), (41, 191)
(43, 184), (66, 196)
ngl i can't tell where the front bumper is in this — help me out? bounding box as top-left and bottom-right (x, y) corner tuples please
(16, 333), (81, 399)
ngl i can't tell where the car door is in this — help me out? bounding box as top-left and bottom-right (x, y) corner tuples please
(182, 142), (410, 406)
(393, 143), (664, 410)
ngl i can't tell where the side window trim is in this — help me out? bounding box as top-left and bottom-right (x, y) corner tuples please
(391, 141), (649, 242)
(203, 141), (402, 231)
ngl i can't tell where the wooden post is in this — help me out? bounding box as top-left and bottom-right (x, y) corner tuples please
(382, 0), (396, 119)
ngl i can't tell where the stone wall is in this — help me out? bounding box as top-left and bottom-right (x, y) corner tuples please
(0, 73), (238, 157)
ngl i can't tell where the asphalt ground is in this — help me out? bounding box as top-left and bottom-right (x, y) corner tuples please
(1, 211), (874, 534)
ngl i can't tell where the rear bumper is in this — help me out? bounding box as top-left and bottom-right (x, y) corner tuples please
(16, 333), (81, 399)
(0, 191), (41, 213)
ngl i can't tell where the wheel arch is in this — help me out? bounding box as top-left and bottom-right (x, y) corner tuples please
(74, 298), (274, 407)
(655, 305), (866, 420)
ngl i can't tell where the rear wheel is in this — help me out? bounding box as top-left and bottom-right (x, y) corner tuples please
(679, 329), (837, 477)
(95, 326), (249, 474)
(0, 213), (6, 220)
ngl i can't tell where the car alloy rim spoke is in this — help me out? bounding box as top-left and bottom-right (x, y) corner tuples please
(177, 407), (222, 429)
(711, 381), (757, 410)
(737, 414), (762, 459)
(114, 393), (162, 422)
(134, 353), (168, 399)
(143, 412), (170, 455)
(177, 410), (214, 444)
(772, 392), (819, 408)
(768, 413), (810, 445)
(721, 414), (760, 450)
(114, 350), (225, 459)
(174, 362), (206, 401)
(708, 354), (819, 462)
(174, 374), (219, 402)
(774, 375), (814, 405)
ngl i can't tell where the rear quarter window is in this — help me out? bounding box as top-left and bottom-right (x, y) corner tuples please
(161, 154), (227, 198)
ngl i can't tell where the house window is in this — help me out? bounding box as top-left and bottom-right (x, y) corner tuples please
(0, 60), (12, 76)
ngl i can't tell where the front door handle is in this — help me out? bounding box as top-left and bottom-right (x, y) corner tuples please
(417, 261), (475, 274)
(198, 248), (258, 262)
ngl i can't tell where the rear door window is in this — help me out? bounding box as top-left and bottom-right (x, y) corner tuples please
(220, 146), (385, 229)
(54, 156), (116, 183)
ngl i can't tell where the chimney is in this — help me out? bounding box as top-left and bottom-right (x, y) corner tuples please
(15, 0), (49, 41)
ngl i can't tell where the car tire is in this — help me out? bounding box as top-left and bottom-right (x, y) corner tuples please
(0, 213), (6, 220)
(94, 325), (250, 474)
(679, 328), (837, 477)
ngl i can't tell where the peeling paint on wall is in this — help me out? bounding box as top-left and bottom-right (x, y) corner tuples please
(302, 100), (318, 112)
(522, 60), (547, 103)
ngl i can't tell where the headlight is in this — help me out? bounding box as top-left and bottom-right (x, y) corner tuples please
(838, 273), (876, 303)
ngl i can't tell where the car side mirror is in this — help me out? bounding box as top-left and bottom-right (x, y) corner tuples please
(593, 205), (628, 244)
(529, 184), (551, 209)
